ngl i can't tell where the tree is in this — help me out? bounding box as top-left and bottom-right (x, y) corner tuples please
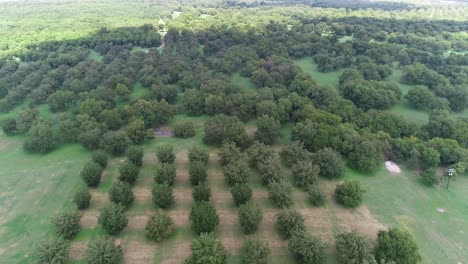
(239, 237), (270, 264)
(156, 144), (175, 164)
(190, 201), (220, 234)
(98, 203), (128, 235)
(116, 83), (130, 100)
(80, 161), (104, 187)
(405, 86), (449, 111)
(238, 203), (263, 234)
(258, 158), (282, 185)
(92, 150), (108, 168)
(145, 210), (175, 242)
(189, 161), (208, 185)
(376, 228), (422, 264)
(173, 121), (196, 138)
(126, 118), (146, 144)
(109, 181), (135, 208)
(16, 109), (38, 134)
(255, 115), (281, 145)
(421, 168), (439, 186)
(307, 183), (326, 206)
(185, 233), (227, 264)
(129, 99), (175, 128)
(126, 146), (144, 166)
(118, 162), (140, 185)
(349, 140), (383, 173)
(335, 231), (377, 264)
(219, 142), (244, 166)
(231, 183), (252, 206)
(280, 141), (309, 168)
(203, 114), (248, 147)
(222, 159), (249, 186)
(276, 210), (306, 239)
(313, 148), (344, 179)
(291, 161), (320, 189)
(37, 238), (69, 264)
(335, 180), (365, 208)
(152, 184), (174, 209)
(192, 182), (211, 202)
(188, 146), (209, 165)
(1, 117), (17, 135)
(100, 131), (131, 156)
(24, 121), (58, 153)
(268, 180), (293, 209)
(74, 188), (91, 210)
(51, 211), (81, 239)
(154, 163), (176, 186)
(85, 236), (123, 264)
(288, 233), (326, 264)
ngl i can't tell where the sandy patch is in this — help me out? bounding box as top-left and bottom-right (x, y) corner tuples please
(221, 237), (241, 253)
(217, 209), (238, 225)
(125, 215), (149, 231)
(0, 248), (5, 256)
(161, 241), (191, 264)
(80, 211), (98, 229)
(123, 240), (155, 264)
(143, 153), (157, 166)
(134, 187), (152, 203)
(89, 190), (108, 207)
(69, 241), (87, 260)
(168, 210), (190, 226)
(175, 150), (188, 165)
(173, 188), (193, 205)
(385, 161), (401, 174)
(175, 170), (189, 185)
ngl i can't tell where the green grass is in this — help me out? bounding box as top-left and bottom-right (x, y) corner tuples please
(88, 50), (103, 62)
(231, 72), (256, 91)
(293, 56), (342, 90)
(130, 82), (150, 101)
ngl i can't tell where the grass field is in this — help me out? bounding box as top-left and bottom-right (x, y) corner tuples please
(293, 57), (342, 90)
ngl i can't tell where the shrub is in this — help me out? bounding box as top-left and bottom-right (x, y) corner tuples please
(335, 180), (365, 208)
(126, 146), (144, 166)
(73, 188), (91, 210)
(85, 236), (123, 264)
(239, 237), (270, 264)
(276, 210), (305, 238)
(154, 163), (176, 186)
(37, 238), (69, 264)
(307, 184), (326, 207)
(222, 159), (249, 186)
(188, 146), (209, 164)
(238, 203), (263, 234)
(288, 233), (326, 264)
(92, 150), (108, 168)
(51, 211), (81, 239)
(291, 161), (320, 189)
(80, 161), (103, 187)
(203, 114), (248, 147)
(247, 142), (275, 169)
(376, 228), (421, 264)
(98, 204), (128, 235)
(313, 148), (344, 179)
(231, 183), (252, 206)
(255, 115), (281, 145)
(145, 210), (175, 242)
(109, 181), (135, 208)
(192, 182), (211, 202)
(189, 161), (208, 185)
(156, 144), (175, 164)
(280, 141), (309, 168)
(421, 168), (439, 186)
(152, 184), (175, 209)
(118, 162), (140, 185)
(335, 231), (376, 264)
(268, 180), (293, 209)
(190, 201), (220, 234)
(219, 142), (244, 166)
(173, 121), (195, 138)
(100, 131), (131, 156)
(1, 117), (17, 135)
(185, 233), (227, 264)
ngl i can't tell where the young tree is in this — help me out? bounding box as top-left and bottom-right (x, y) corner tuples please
(276, 210), (306, 239)
(189, 161), (208, 185)
(118, 162), (140, 185)
(185, 233), (227, 264)
(154, 163), (176, 186)
(288, 233), (326, 264)
(126, 118), (146, 144)
(376, 228), (421, 264)
(156, 144), (175, 164)
(335, 231), (377, 264)
(239, 237), (271, 264)
(190, 201), (220, 234)
(231, 183), (253, 206)
(1, 117), (17, 135)
(280, 141), (310, 168)
(188, 146), (209, 165)
(85, 236), (123, 264)
(24, 121), (58, 153)
(219, 142), (244, 166)
(238, 203), (263, 234)
(145, 210), (175, 242)
(335, 180), (365, 208)
(109, 181), (135, 208)
(307, 183), (326, 207)
(173, 121), (196, 138)
(268, 180), (293, 209)
(258, 158), (282, 185)
(37, 238), (69, 264)
(291, 161), (320, 189)
(100, 131), (131, 156)
(92, 150), (108, 168)
(222, 159), (249, 186)
(126, 146), (144, 166)
(192, 182), (211, 202)
(51, 211), (81, 239)
(98, 204), (128, 235)
(313, 148), (344, 179)
(74, 188), (91, 210)
(255, 115), (281, 145)
(152, 184), (175, 209)
(80, 161), (104, 187)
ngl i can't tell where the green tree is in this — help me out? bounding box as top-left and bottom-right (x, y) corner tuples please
(126, 146), (144, 166)
(92, 150), (108, 168)
(73, 188), (91, 210)
(154, 163), (176, 186)
(152, 184), (175, 209)
(349, 140), (383, 173)
(189, 161), (208, 185)
(192, 182), (211, 202)
(313, 148), (344, 179)
(291, 161), (320, 189)
(100, 131), (131, 156)
(280, 141), (310, 168)
(276, 210), (306, 239)
(203, 114), (248, 147)
(239, 237), (271, 264)
(24, 121), (58, 153)
(238, 203), (263, 234)
(421, 168), (439, 186)
(109, 181), (135, 208)
(335, 180), (365, 208)
(288, 233), (326, 264)
(145, 210), (175, 242)
(268, 180), (293, 209)
(1, 117), (17, 135)
(231, 183), (252, 206)
(173, 121), (196, 138)
(376, 228), (422, 264)
(118, 162), (140, 185)
(37, 238), (69, 264)
(219, 142), (244, 166)
(85, 236), (123, 264)
(126, 118), (146, 144)
(307, 183), (326, 207)
(98, 204), (128, 235)
(188, 146), (209, 165)
(51, 211), (81, 239)
(156, 144), (175, 164)
(255, 115), (281, 145)
(186, 233), (227, 264)
(80, 161), (104, 187)
(222, 159), (249, 186)
(335, 231), (377, 264)
(190, 201), (220, 235)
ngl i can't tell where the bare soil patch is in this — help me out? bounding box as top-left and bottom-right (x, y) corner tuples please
(217, 209), (238, 225)
(134, 187), (152, 203)
(173, 188), (193, 205)
(168, 210), (189, 226)
(161, 241), (191, 264)
(154, 126), (173, 137)
(123, 240), (155, 264)
(175, 170), (189, 186)
(89, 190), (108, 207)
(175, 150), (188, 165)
(334, 205), (386, 240)
(125, 215), (149, 231)
(80, 211), (98, 229)
(221, 237), (241, 253)
(143, 153), (157, 166)
(69, 241), (87, 260)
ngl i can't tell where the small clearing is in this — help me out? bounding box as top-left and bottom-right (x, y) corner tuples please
(385, 161), (401, 174)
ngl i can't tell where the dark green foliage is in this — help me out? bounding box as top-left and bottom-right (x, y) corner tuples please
(190, 201), (220, 235)
(188, 146), (209, 165)
(145, 210), (175, 242)
(258, 158), (282, 185)
(307, 184), (326, 207)
(219, 142), (244, 166)
(152, 184), (174, 209)
(314, 148), (344, 179)
(247, 141), (275, 169)
(154, 163), (176, 186)
(1, 117), (17, 135)
(109, 181), (135, 208)
(192, 182), (211, 202)
(73, 188), (91, 210)
(291, 161), (320, 189)
(203, 114), (248, 147)
(222, 159), (249, 186)
(51, 211), (81, 239)
(288, 233), (326, 264)
(335, 180), (365, 208)
(173, 121), (196, 138)
(92, 150), (108, 168)
(280, 141), (309, 168)
(126, 146), (144, 166)
(80, 161), (103, 187)
(37, 238), (69, 264)
(231, 183), (252, 206)
(376, 228), (422, 264)
(156, 144), (175, 164)
(185, 233), (227, 264)
(24, 121), (58, 153)
(239, 237), (271, 264)
(238, 203), (263, 234)
(268, 180), (293, 209)
(276, 210), (306, 239)
(85, 236), (124, 264)
(405, 86), (449, 111)
(255, 115), (281, 145)
(16, 109), (38, 134)
(118, 162), (140, 185)
(98, 203), (128, 235)
(189, 161), (208, 185)
(126, 118), (146, 144)
(335, 231), (377, 264)
(349, 140), (384, 173)
(421, 168), (439, 186)
(100, 131), (131, 156)
(341, 78), (401, 110)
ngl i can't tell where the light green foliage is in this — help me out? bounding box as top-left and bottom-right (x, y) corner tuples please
(98, 204), (128, 235)
(109, 181), (135, 208)
(85, 236), (124, 264)
(335, 180), (365, 208)
(145, 210), (175, 242)
(185, 233), (227, 264)
(238, 203), (262, 234)
(51, 211), (81, 239)
(190, 201), (220, 235)
(37, 238), (69, 264)
(239, 237), (271, 264)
